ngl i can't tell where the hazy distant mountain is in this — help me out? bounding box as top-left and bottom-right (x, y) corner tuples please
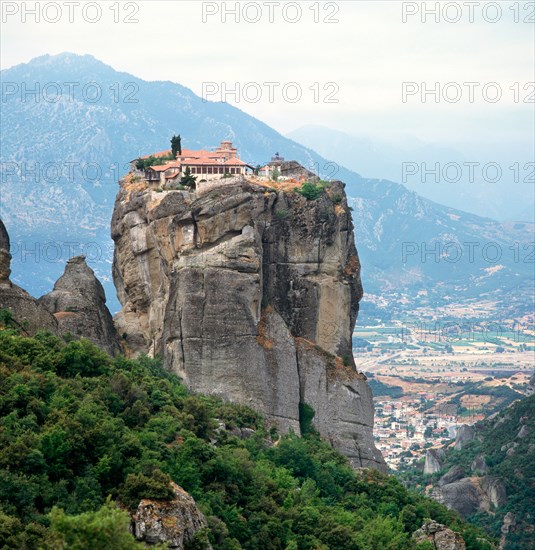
(287, 125), (533, 222)
(1, 53), (533, 317)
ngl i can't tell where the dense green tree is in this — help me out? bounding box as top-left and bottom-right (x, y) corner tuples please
(171, 134), (182, 157)
(44, 500), (152, 549)
(296, 182), (325, 200)
(181, 166), (197, 188)
(119, 470), (174, 511)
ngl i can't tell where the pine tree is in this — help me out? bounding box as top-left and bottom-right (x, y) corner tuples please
(171, 135), (182, 157)
(180, 166), (196, 189)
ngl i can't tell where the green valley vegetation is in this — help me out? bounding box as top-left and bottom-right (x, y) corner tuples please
(0, 327), (495, 549)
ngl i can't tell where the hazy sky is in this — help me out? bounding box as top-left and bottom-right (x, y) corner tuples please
(1, 0), (534, 160)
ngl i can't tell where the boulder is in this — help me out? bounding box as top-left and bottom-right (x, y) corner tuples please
(133, 482), (211, 549)
(517, 425), (529, 438)
(433, 479), (481, 516)
(413, 520), (466, 550)
(481, 476), (507, 509)
(471, 455), (488, 475)
(0, 218), (11, 282)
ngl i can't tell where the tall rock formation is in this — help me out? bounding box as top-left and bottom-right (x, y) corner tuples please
(112, 173), (386, 471)
(424, 448), (444, 475)
(39, 256), (121, 355)
(1, 218), (120, 354)
(0, 218), (58, 334)
(454, 424), (476, 450)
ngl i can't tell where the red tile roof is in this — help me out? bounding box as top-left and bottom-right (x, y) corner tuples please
(137, 143), (253, 171)
(147, 162), (180, 172)
(140, 149), (173, 160)
(180, 157), (248, 166)
(223, 158), (248, 166)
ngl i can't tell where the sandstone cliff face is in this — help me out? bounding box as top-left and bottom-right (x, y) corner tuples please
(39, 256), (121, 355)
(0, 218), (58, 334)
(112, 175), (386, 470)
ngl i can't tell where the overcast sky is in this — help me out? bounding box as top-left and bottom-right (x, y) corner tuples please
(1, 0), (534, 160)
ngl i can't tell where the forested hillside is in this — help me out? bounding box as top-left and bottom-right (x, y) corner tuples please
(401, 393), (535, 549)
(0, 324), (494, 549)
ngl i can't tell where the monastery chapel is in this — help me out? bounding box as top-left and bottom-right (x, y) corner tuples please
(135, 141), (254, 186)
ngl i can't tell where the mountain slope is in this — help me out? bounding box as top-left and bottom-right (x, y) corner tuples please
(1, 53), (533, 317)
(287, 125), (534, 223)
(0, 328), (495, 549)
(401, 393), (535, 549)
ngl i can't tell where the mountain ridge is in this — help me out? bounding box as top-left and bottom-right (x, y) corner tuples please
(1, 52), (533, 319)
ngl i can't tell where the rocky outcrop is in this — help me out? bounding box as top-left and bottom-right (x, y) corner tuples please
(0, 218), (58, 334)
(39, 256), (121, 355)
(433, 479), (481, 516)
(500, 512), (516, 549)
(413, 520), (466, 550)
(471, 455), (488, 475)
(434, 476), (507, 516)
(439, 465), (465, 486)
(480, 476), (507, 509)
(454, 424), (476, 450)
(132, 482), (211, 549)
(424, 448), (444, 474)
(415, 395), (533, 547)
(112, 174), (386, 471)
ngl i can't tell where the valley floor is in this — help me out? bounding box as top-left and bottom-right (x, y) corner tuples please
(353, 321), (534, 470)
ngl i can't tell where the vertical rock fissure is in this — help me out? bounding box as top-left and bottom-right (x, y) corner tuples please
(191, 209), (200, 248)
(294, 343), (306, 438)
(178, 307), (186, 370)
(316, 225), (323, 273)
(200, 270), (206, 342)
(295, 344), (303, 406)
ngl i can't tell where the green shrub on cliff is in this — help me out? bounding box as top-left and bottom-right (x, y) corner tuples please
(0, 329), (493, 549)
(296, 181), (328, 200)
